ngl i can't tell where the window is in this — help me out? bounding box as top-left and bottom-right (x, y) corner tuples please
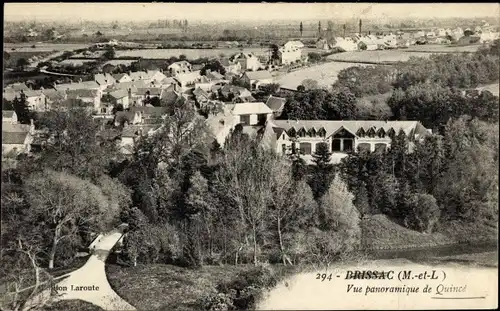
(332, 139), (341, 152)
(240, 114), (250, 125)
(101, 108), (107, 113)
(282, 134), (285, 140)
(282, 144), (286, 154)
(344, 139), (353, 152)
(299, 142), (312, 155)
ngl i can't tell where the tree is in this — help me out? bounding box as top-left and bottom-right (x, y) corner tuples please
(309, 142), (334, 199)
(301, 79), (319, 91)
(404, 193), (440, 233)
(22, 170), (117, 269)
(200, 59), (226, 76)
(318, 21), (322, 37)
(300, 22), (303, 37)
(34, 108), (119, 181)
(103, 46), (115, 60)
(94, 31), (103, 37)
(353, 182), (370, 218)
(16, 58), (29, 70)
(311, 142), (331, 168)
(307, 52), (322, 63)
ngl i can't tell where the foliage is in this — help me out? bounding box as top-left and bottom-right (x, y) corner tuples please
(404, 193), (440, 233)
(333, 66), (394, 97)
(301, 79), (319, 91)
(201, 59), (227, 76)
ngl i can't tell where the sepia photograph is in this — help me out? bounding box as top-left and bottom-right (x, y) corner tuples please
(1, 2), (499, 310)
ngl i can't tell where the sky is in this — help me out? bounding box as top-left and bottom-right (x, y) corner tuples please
(4, 3), (500, 22)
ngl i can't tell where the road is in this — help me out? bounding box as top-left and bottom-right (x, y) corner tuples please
(26, 228), (135, 311)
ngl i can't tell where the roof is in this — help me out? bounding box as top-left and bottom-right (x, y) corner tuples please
(2, 131), (29, 144)
(272, 120), (430, 138)
(168, 61), (191, 69)
(113, 73), (129, 81)
(2, 123), (31, 133)
(109, 89), (129, 99)
(122, 124), (161, 138)
(206, 71), (224, 80)
(206, 107), (235, 136)
(2, 110), (16, 118)
(110, 80), (148, 92)
(162, 90), (180, 105)
(55, 81), (100, 91)
(265, 95), (287, 112)
(135, 88), (163, 96)
(3, 91), (17, 102)
(43, 89), (67, 101)
(129, 71), (148, 80)
(130, 106), (168, 117)
(67, 89), (98, 98)
(237, 94), (256, 103)
(244, 70), (273, 81)
(193, 87), (209, 98)
(23, 90), (44, 97)
(95, 74), (107, 85)
(175, 71), (201, 84)
(231, 102), (273, 115)
(4, 83), (30, 92)
(160, 77), (176, 85)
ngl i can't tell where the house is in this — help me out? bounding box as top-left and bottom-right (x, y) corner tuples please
(129, 106), (168, 124)
(220, 58), (242, 75)
(112, 73), (132, 83)
(206, 106), (237, 147)
(114, 110), (142, 127)
(168, 61), (193, 77)
(278, 41), (304, 65)
(133, 88), (164, 106)
(316, 38), (330, 50)
(332, 37), (358, 52)
(129, 71), (149, 82)
(54, 80), (101, 92)
(21, 90), (46, 111)
(66, 89), (101, 112)
(265, 95), (287, 117)
(231, 102), (273, 126)
(119, 124), (162, 155)
(95, 73), (116, 88)
(145, 70), (167, 83)
(2, 131), (33, 156)
(219, 85), (252, 101)
(240, 70), (274, 90)
(233, 94), (256, 104)
(357, 36), (378, 51)
(108, 89), (130, 109)
(230, 52), (262, 71)
(43, 89), (67, 108)
(205, 70), (225, 82)
(193, 87), (211, 107)
(174, 71), (201, 91)
(4, 82), (30, 93)
(2, 111), (18, 124)
(271, 120), (431, 163)
(241, 120), (292, 154)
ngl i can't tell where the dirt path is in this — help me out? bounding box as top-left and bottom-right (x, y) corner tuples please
(27, 229), (136, 311)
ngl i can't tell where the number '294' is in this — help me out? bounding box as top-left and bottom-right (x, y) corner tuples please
(316, 273), (333, 281)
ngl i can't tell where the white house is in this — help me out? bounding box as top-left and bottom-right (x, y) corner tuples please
(109, 89), (130, 110)
(95, 73), (116, 88)
(230, 52), (262, 72)
(220, 58), (242, 75)
(206, 106), (237, 147)
(2, 131), (33, 155)
(174, 71), (201, 91)
(231, 102), (273, 126)
(240, 70), (274, 90)
(332, 37), (358, 51)
(168, 61), (193, 77)
(278, 41), (304, 65)
(2, 111), (18, 124)
(112, 73), (132, 83)
(21, 90), (46, 111)
(66, 89), (101, 112)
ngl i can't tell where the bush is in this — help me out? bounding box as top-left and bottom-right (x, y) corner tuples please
(404, 193), (441, 234)
(201, 265), (279, 311)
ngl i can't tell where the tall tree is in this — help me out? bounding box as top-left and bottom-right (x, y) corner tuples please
(300, 22), (303, 37)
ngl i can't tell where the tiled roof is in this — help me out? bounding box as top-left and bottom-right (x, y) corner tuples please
(109, 89), (129, 99)
(272, 120), (429, 138)
(95, 74), (107, 85)
(2, 110), (16, 118)
(2, 131), (28, 144)
(43, 89), (67, 101)
(175, 71), (201, 84)
(113, 73), (129, 81)
(244, 70), (273, 80)
(67, 89), (98, 98)
(193, 87), (209, 98)
(231, 102), (273, 115)
(129, 71), (148, 80)
(130, 106), (168, 117)
(55, 81), (99, 91)
(265, 95), (287, 112)
(135, 88), (163, 96)
(207, 71), (224, 80)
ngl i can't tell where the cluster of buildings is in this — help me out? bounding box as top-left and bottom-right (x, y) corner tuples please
(3, 44), (433, 164)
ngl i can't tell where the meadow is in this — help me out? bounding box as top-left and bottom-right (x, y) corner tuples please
(4, 43), (90, 52)
(276, 61), (370, 90)
(327, 50), (435, 63)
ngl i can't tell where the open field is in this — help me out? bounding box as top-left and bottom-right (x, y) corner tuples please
(4, 51), (52, 68)
(4, 43), (90, 52)
(327, 50), (436, 63)
(59, 59), (97, 66)
(404, 44), (483, 53)
(276, 61), (370, 90)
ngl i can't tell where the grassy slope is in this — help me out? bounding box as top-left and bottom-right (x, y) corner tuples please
(106, 264), (250, 311)
(361, 214), (452, 250)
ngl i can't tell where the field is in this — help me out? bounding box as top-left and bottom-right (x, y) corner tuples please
(276, 61), (370, 90)
(404, 44), (482, 53)
(4, 43), (90, 52)
(4, 51), (52, 68)
(104, 59), (137, 66)
(327, 50), (436, 63)
(114, 47), (272, 59)
(60, 59), (98, 66)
